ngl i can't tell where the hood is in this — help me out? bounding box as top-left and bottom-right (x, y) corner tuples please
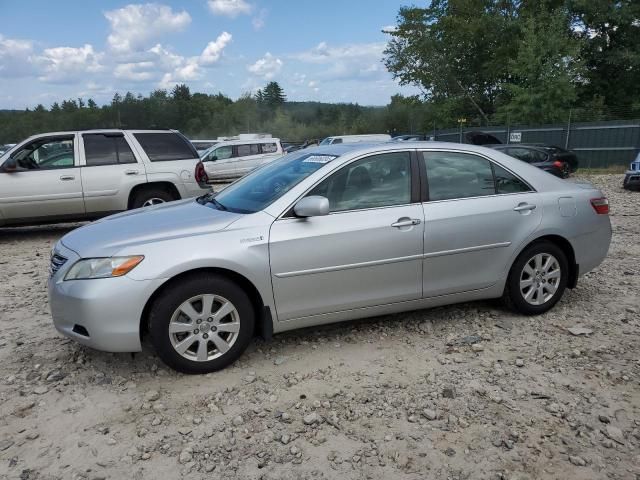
(465, 131), (502, 146)
(61, 199), (242, 257)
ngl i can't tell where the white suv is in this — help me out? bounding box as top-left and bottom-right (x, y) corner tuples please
(200, 138), (283, 181)
(0, 129), (211, 227)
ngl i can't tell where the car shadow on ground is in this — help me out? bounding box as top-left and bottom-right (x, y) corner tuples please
(0, 223), (83, 241)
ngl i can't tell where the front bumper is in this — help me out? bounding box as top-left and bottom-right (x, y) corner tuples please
(623, 171), (640, 190)
(47, 243), (166, 352)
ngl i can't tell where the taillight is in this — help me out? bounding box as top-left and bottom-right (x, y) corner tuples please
(195, 161), (208, 185)
(553, 160), (564, 169)
(590, 197), (609, 215)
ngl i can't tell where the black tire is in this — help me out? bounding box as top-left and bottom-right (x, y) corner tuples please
(131, 187), (176, 209)
(148, 273), (255, 374)
(503, 241), (568, 315)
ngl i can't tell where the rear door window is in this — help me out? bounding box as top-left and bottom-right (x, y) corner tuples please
(236, 144), (260, 157)
(83, 134), (137, 166)
(133, 132), (197, 161)
(261, 143), (278, 153)
(423, 152), (495, 201)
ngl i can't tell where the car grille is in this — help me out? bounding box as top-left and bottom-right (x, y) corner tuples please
(50, 253), (67, 277)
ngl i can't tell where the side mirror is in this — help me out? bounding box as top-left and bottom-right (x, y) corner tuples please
(2, 157), (17, 172)
(294, 196), (330, 218)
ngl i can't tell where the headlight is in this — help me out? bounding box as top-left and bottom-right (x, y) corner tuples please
(64, 256), (144, 280)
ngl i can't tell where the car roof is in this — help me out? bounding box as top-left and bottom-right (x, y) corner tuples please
(214, 138), (280, 145)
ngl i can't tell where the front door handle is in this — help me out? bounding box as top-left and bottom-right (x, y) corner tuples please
(59, 175), (75, 181)
(513, 203), (536, 212)
(391, 218), (421, 228)
(124, 170), (139, 175)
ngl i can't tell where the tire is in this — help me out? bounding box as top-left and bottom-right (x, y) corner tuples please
(131, 187), (176, 209)
(504, 241), (568, 315)
(148, 273), (255, 374)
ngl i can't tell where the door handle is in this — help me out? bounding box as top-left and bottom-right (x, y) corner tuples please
(513, 203), (536, 212)
(59, 175), (75, 181)
(391, 218), (421, 228)
(124, 170), (139, 175)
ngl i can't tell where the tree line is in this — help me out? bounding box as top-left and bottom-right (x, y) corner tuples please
(0, 1), (638, 144)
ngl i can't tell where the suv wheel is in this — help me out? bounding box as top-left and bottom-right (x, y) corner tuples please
(131, 188), (175, 209)
(504, 241), (568, 315)
(148, 273), (255, 374)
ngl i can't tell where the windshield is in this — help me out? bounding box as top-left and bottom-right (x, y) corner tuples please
(319, 137), (333, 146)
(205, 150), (339, 213)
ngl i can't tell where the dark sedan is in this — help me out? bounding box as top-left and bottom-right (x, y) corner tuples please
(489, 145), (571, 178)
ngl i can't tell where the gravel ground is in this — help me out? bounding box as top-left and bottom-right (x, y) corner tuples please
(0, 174), (638, 480)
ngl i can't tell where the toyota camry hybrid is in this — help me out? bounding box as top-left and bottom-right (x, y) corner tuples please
(48, 142), (611, 373)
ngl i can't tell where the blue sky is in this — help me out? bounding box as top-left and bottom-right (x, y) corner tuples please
(0, 1), (420, 109)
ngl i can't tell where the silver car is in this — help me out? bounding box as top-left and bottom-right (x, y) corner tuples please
(48, 142), (612, 373)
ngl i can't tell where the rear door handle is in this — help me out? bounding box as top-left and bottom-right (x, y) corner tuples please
(391, 218), (421, 228)
(513, 203), (536, 212)
(59, 175), (75, 181)
(124, 170), (139, 175)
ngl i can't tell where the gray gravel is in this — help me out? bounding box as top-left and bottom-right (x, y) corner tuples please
(0, 174), (638, 479)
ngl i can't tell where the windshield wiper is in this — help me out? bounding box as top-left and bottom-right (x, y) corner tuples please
(210, 198), (228, 211)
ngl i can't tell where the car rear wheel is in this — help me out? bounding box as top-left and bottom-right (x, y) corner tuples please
(504, 241), (568, 315)
(148, 273), (254, 374)
(131, 188), (176, 209)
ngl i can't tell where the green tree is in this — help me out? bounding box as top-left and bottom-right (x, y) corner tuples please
(262, 81), (286, 108)
(497, 8), (583, 124)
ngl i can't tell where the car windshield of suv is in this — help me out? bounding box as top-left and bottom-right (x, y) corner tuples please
(204, 151), (339, 213)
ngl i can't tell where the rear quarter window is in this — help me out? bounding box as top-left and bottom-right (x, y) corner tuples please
(134, 132), (197, 162)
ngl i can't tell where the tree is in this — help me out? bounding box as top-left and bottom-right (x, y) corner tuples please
(262, 81), (286, 108)
(497, 8), (584, 124)
(384, 0), (521, 124)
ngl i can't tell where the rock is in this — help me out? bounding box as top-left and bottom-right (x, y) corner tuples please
(232, 415), (244, 426)
(423, 409), (437, 421)
(0, 439), (13, 451)
(444, 447), (456, 457)
(303, 412), (320, 425)
(46, 370), (65, 382)
(407, 414), (418, 423)
(178, 427), (192, 435)
(144, 390), (160, 402)
(471, 343), (484, 352)
(280, 433), (290, 445)
(598, 415), (610, 424)
(567, 326), (593, 336)
(179, 448), (193, 464)
(442, 387), (456, 399)
(569, 455), (586, 466)
(106, 438), (117, 446)
(273, 356), (286, 366)
(33, 386), (48, 395)
(515, 358), (525, 367)
(603, 425), (624, 445)
(243, 374), (256, 384)
(280, 412), (291, 422)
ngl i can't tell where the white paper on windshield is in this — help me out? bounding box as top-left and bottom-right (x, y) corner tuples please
(302, 155), (337, 164)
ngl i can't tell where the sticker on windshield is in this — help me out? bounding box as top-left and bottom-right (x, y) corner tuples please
(302, 155), (337, 164)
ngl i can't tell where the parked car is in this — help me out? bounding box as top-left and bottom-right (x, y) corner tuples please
(391, 134), (429, 142)
(0, 129), (210, 227)
(319, 134), (391, 145)
(49, 142), (611, 373)
(623, 152), (640, 191)
(200, 137), (283, 181)
(190, 139), (219, 155)
(489, 145), (571, 178)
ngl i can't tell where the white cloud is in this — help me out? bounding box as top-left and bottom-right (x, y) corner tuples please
(247, 52), (282, 79)
(0, 35), (36, 77)
(114, 61), (156, 81)
(293, 41), (385, 64)
(382, 25), (398, 34)
(105, 3), (191, 53)
(36, 44), (104, 83)
(207, 0), (252, 17)
(200, 32), (232, 65)
(252, 8), (267, 30)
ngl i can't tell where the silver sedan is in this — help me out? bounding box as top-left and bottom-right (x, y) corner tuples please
(48, 142), (611, 373)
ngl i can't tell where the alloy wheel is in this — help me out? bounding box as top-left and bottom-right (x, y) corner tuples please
(168, 294), (241, 362)
(519, 253), (561, 305)
(142, 197), (166, 207)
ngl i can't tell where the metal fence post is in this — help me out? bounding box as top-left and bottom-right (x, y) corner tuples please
(565, 109), (572, 150)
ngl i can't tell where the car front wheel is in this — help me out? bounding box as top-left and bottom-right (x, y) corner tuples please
(148, 273), (255, 373)
(504, 241), (568, 315)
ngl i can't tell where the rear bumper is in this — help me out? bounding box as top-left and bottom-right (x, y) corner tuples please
(623, 171), (640, 190)
(571, 219), (612, 276)
(183, 181), (212, 198)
